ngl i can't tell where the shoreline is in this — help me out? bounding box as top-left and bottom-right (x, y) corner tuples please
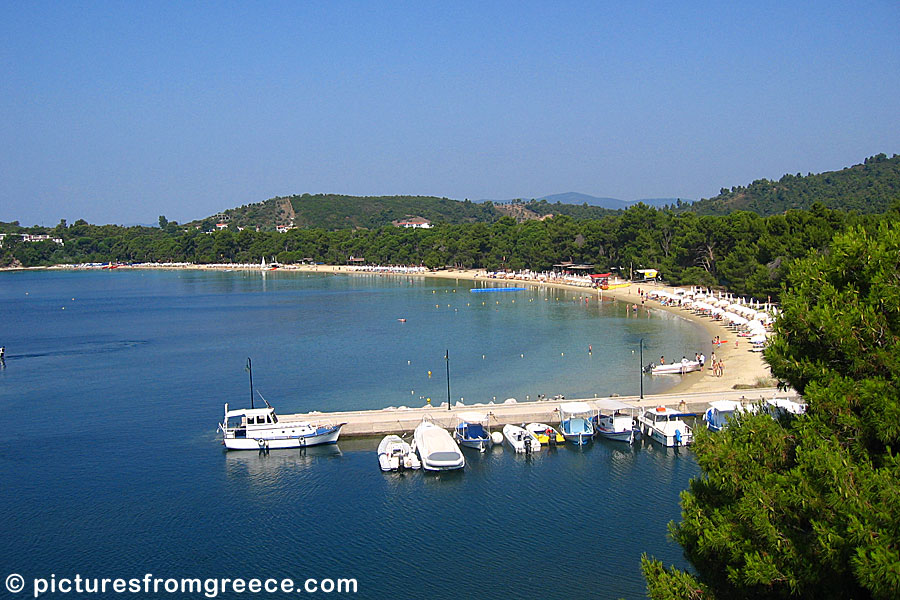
(5, 262), (774, 396)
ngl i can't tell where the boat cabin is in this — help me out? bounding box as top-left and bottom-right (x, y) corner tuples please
(642, 407), (685, 424)
(223, 406), (278, 438)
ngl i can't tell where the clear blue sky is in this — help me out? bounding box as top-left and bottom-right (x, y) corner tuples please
(1, 1), (898, 225)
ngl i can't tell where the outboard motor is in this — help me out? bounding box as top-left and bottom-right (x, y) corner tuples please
(524, 435), (533, 453)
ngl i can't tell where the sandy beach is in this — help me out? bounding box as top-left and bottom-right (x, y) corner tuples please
(18, 262), (774, 395)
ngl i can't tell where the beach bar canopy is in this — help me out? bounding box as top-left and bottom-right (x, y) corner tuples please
(635, 268), (658, 280)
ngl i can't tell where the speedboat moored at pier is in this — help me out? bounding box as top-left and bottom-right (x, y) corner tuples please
(413, 419), (465, 471)
(525, 423), (564, 445)
(638, 406), (693, 447)
(502, 424), (541, 453)
(377, 435), (421, 471)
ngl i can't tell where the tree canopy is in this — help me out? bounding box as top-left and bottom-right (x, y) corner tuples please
(687, 154), (900, 216)
(642, 221), (900, 599)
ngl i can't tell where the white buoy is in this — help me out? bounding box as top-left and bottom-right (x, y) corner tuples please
(491, 431), (504, 445)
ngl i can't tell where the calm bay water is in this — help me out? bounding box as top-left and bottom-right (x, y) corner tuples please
(0, 270), (703, 599)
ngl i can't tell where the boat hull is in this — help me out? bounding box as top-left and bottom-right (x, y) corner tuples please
(456, 437), (491, 452)
(224, 424), (343, 450)
(502, 424), (541, 453)
(563, 432), (592, 445)
(561, 417), (594, 445)
(377, 435), (420, 471)
(650, 361), (701, 375)
(640, 424), (692, 447)
(596, 428), (634, 443)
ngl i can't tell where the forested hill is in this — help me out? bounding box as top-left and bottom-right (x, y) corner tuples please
(689, 153), (900, 216)
(193, 194), (500, 231)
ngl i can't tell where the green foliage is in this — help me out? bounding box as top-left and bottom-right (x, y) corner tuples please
(689, 154), (900, 216)
(641, 556), (710, 600)
(645, 222), (900, 599)
(0, 204), (879, 304)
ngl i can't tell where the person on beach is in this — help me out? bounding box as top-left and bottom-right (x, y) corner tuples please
(719, 360), (725, 376)
(699, 353), (705, 370)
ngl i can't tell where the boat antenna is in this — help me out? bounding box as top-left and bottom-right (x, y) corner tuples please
(256, 390), (272, 409)
(445, 349), (451, 411)
(246, 357), (254, 409)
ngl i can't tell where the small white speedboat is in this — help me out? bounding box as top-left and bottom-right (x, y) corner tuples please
(502, 424), (541, 453)
(650, 360), (701, 375)
(525, 423), (564, 446)
(377, 435), (421, 471)
(413, 420), (465, 471)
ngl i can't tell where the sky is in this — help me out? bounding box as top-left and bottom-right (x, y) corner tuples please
(1, 1), (898, 226)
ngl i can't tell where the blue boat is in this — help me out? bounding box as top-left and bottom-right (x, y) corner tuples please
(559, 402), (594, 445)
(453, 412), (493, 452)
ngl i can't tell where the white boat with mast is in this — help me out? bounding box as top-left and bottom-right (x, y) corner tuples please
(218, 358), (344, 451)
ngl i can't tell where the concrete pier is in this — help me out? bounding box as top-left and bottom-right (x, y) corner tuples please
(278, 387), (799, 437)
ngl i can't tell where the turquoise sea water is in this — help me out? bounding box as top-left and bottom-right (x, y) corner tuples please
(0, 270), (703, 599)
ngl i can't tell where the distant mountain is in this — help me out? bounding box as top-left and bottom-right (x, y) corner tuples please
(687, 153), (900, 216)
(536, 192), (628, 210)
(535, 193), (690, 210)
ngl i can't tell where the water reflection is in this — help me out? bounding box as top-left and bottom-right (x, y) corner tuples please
(224, 445), (342, 482)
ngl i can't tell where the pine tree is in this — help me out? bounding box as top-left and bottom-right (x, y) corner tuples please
(643, 222), (900, 599)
